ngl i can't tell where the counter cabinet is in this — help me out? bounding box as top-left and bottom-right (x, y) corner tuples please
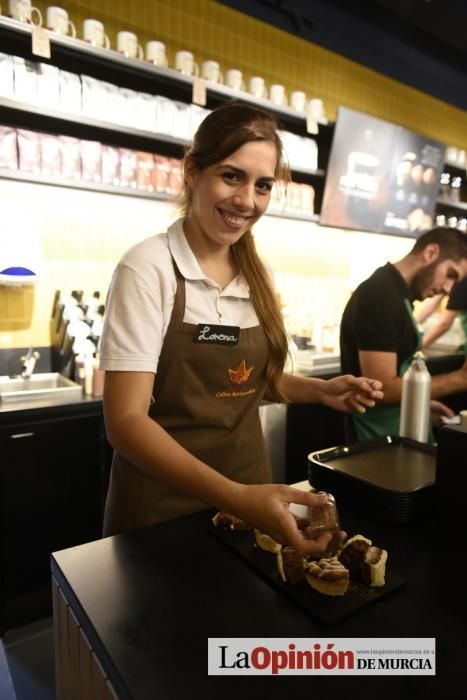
(0, 399), (108, 633)
(51, 505), (465, 700)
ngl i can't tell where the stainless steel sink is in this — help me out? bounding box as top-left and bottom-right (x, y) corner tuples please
(0, 372), (82, 403)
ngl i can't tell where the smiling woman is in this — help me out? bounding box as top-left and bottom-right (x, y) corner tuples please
(99, 102), (383, 552)
(180, 103), (290, 398)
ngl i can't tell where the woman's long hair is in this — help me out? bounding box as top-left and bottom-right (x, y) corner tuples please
(179, 102), (290, 401)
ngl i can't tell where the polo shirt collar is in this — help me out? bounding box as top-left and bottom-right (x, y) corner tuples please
(385, 262), (414, 301)
(167, 218), (250, 298)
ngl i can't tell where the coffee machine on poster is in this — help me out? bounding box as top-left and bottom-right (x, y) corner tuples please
(320, 106), (445, 236)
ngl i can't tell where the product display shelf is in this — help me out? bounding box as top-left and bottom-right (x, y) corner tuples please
(266, 208), (320, 223)
(435, 198), (467, 213)
(0, 167), (175, 201)
(0, 95), (326, 178)
(0, 167), (321, 223)
(0, 15), (331, 222)
(0, 96), (191, 149)
(0, 16), (328, 133)
(4, 15), (463, 228)
(288, 166), (325, 177)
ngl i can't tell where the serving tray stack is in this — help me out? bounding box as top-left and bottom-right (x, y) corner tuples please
(308, 436), (436, 524)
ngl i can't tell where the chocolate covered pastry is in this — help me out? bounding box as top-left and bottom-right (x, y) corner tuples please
(338, 534), (387, 587)
(277, 546), (306, 584)
(211, 512), (252, 531)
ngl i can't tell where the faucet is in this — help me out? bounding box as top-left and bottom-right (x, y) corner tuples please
(20, 346), (40, 378)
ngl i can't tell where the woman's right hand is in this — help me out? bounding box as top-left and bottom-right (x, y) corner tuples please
(228, 483), (345, 556)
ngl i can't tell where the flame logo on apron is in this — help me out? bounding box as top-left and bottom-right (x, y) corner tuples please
(228, 360), (254, 385)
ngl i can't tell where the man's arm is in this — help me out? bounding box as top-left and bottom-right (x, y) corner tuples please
(358, 351), (402, 403)
(421, 309), (457, 348)
(413, 294), (444, 324)
(359, 349), (467, 402)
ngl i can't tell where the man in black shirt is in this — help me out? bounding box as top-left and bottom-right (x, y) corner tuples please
(340, 227), (467, 440)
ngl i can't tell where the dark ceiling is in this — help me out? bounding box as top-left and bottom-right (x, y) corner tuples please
(217, 0), (467, 111)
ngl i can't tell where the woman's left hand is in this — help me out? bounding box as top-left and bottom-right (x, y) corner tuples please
(321, 375), (384, 413)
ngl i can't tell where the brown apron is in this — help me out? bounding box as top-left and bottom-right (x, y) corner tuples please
(103, 261), (271, 535)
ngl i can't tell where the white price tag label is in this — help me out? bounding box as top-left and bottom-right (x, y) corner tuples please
(192, 76), (207, 106)
(32, 26), (51, 59)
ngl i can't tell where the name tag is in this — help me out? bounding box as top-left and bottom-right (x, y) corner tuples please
(194, 324), (240, 346)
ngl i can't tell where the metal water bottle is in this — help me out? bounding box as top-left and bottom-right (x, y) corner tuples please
(399, 351), (431, 442)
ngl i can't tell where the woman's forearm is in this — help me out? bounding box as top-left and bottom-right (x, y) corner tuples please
(278, 372), (327, 404)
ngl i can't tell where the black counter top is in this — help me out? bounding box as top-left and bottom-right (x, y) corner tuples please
(51, 505), (464, 699)
(0, 393), (102, 422)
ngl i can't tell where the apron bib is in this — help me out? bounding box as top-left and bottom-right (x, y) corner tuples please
(104, 262), (271, 535)
(352, 299), (427, 441)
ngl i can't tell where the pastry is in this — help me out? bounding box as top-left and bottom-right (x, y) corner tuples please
(338, 534), (371, 579)
(211, 512), (252, 531)
(338, 534), (387, 587)
(305, 557), (350, 596)
(277, 546), (306, 584)
(363, 546), (387, 587)
(255, 529), (282, 553)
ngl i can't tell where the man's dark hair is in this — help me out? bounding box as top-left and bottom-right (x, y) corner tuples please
(411, 227), (467, 262)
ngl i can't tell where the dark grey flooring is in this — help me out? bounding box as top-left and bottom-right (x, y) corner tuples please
(0, 618), (55, 700)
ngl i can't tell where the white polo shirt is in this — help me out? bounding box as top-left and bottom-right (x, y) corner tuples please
(99, 218), (261, 373)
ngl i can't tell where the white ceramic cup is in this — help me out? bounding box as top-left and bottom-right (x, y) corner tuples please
(175, 50), (199, 76)
(446, 146), (458, 163)
(307, 97), (325, 121)
(291, 90), (306, 112)
(8, 0), (42, 25)
(46, 6), (76, 37)
(225, 68), (245, 90)
(201, 60), (223, 83)
(248, 76), (267, 98)
(145, 40), (168, 66)
(460, 410), (467, 428)
(269, 83), (287, 106)
(83, 19), (110, 48)
(117, 31), (143, 59)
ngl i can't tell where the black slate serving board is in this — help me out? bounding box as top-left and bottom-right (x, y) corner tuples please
(211, 527), (405, 626)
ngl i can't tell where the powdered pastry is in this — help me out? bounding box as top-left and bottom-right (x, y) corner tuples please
(305, 557), (350, 596)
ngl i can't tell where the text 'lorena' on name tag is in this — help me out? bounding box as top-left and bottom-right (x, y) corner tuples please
(194, 324), (240, 346)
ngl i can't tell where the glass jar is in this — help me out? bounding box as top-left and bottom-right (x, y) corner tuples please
(306, 491), (342, 555)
